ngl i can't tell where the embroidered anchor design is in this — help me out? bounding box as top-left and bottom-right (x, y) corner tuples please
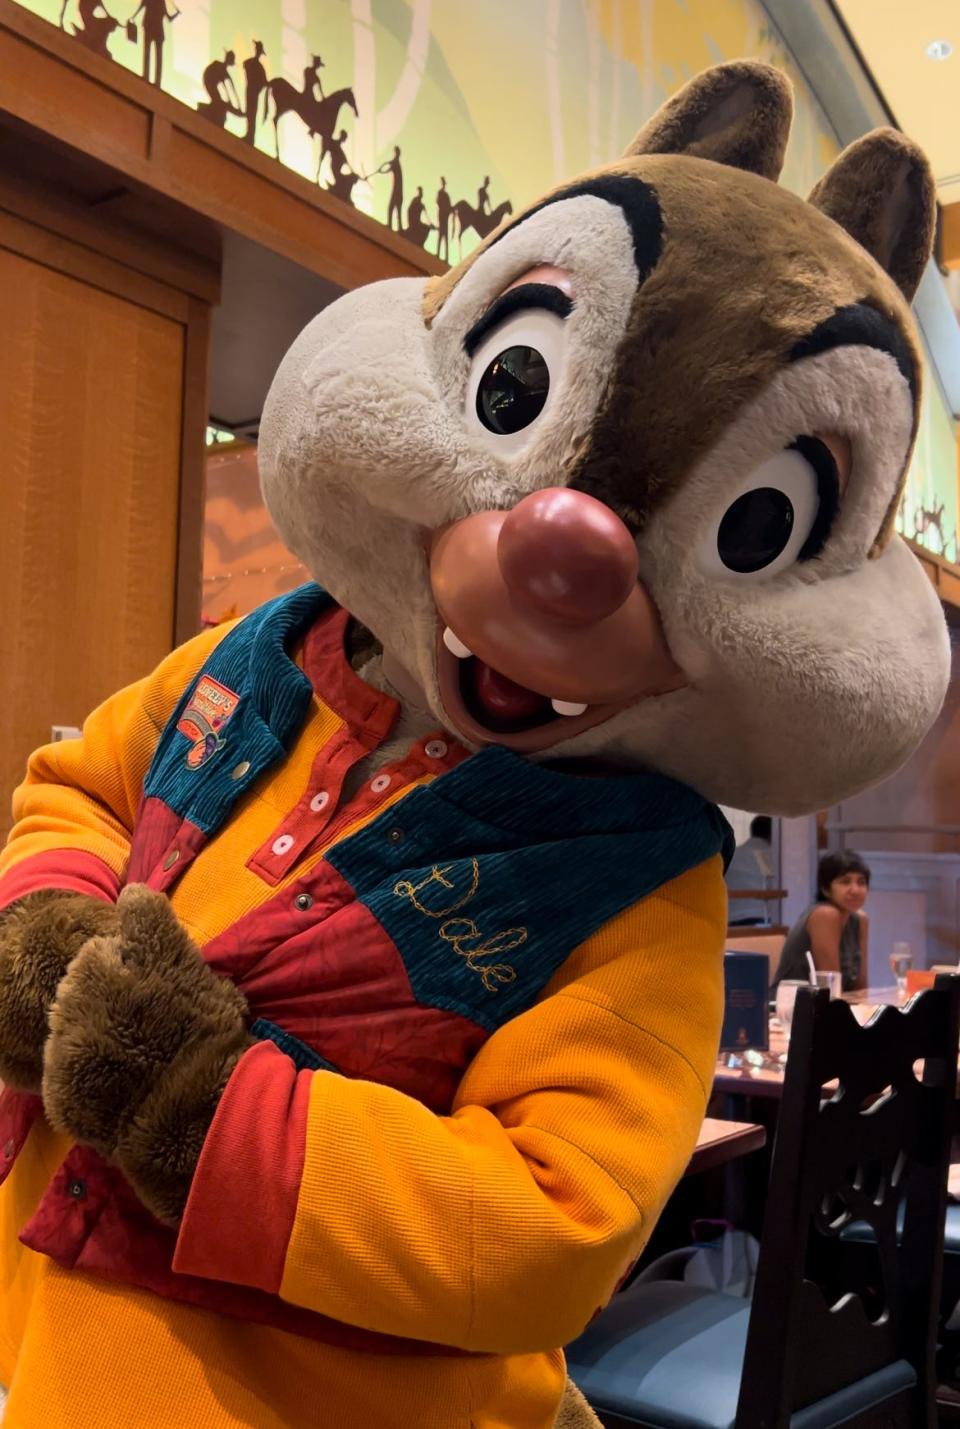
(394, 860), (528, 992)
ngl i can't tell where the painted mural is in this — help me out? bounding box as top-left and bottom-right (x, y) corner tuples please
(13, 0), (957, 561)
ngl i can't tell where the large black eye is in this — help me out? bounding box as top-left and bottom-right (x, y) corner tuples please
(702, 439), (840, 581)
(717, 488), (794, 573)
(476, 347), (550, 434)
(466, 305), (566, 450)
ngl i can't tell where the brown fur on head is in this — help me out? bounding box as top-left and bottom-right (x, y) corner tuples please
(259, 60), (948, 815)
(422, 65), (930, 550)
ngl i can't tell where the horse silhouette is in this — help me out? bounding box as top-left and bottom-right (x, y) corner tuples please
(451, 198), (513, 254)
(261, 82), (358, 172)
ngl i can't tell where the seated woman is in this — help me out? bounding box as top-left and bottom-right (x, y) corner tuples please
(774, 851), (870, 993)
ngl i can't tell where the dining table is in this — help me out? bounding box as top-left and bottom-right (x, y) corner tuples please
(713, 986), (903, 1100)
(688, 1116), (766, 1174)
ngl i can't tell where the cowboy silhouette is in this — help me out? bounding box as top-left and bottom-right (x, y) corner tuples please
(436, 176), (452, 262)
(477, 175), (491, 215)
(243, 40), (267, 146)
(377, 145), (403, 231)
(404, 186), (434, 248)
(324, 129), (360, 202)
(198, 48), (242, 128)
(129, 0), (178, 87)
(303, 54), (325, 103)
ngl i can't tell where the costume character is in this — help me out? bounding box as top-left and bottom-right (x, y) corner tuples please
(0, 61), (947, 1429)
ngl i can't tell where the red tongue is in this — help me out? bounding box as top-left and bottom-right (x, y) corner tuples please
(470, 659), (551, 724)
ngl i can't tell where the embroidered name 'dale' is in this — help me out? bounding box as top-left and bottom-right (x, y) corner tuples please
(394, 860), (528, 992)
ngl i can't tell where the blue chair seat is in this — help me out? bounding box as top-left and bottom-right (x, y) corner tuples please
(840, 1203), (905, 1244)
(948, 1204), (960, 1252)
(841, 1201), (960, 1252)
(565, 1280), (916, 1429)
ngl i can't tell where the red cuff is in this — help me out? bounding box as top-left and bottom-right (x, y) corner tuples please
(172, 1041), (313, 1293)
(0, 1088), (43, 1185)
(0, 851), (121, 913)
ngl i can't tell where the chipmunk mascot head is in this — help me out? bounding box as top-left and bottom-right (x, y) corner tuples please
(262, 62), (947, 816)
(0, 59), (947, 1429)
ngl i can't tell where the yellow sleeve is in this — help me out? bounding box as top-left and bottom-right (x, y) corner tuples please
(0, 623), (235, 902)
(279, 855), (726, 1353)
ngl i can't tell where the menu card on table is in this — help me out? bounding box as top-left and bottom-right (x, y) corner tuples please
(721, 951), (770, 1052)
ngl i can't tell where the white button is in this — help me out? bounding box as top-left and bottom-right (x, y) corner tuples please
(370, 774), (391, 794)
(425, 739), (448, 760)
(310, 791), (330, 813)
(272, 834), (295, 856)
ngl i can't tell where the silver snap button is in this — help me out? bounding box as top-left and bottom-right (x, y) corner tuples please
(387, 827), (404, 845)
(230, 760), (251, 780)
(295, 893), (314, 912)
(272, 834), (295, 857)
(163, 849), (180, 871)
(67, 1178), (86, 1200)
(310, 791), (330, 813)
(425, 739), (448, 759)
(371, 774), (391, 794)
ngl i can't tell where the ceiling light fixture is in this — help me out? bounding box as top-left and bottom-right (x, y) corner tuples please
(926, 39), (953, 60)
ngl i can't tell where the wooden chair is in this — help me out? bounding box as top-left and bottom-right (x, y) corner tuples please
(565, 980), (960, 1428)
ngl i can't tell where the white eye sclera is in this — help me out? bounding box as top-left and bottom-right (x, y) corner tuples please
(699, 444), (836, 582)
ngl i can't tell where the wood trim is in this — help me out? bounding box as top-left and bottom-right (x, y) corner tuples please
(174, 297), (212, 645)
(728, 889), (787, 900)
(0, 1), (444, 290)
(726, 924), (789, 938)
(0, 163), (220, 303)
(0, 203), (191, 320)
(907, 539), (960, 612)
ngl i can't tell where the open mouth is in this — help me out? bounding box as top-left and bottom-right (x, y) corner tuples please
(436, 625), (625, 752)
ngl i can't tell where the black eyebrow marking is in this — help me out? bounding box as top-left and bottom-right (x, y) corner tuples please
(463, 283), (573, 357)
(486, 174), (663, 282)
(789, 302), (917, 400)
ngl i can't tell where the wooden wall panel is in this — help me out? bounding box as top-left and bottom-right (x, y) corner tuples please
(0, 244), (183, 838)
(202, 444), (307, 624)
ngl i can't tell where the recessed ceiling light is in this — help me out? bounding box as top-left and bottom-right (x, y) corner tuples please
(926, 39), (953, 60)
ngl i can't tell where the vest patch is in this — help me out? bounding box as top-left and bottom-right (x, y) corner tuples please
(177, 677), (241, 769)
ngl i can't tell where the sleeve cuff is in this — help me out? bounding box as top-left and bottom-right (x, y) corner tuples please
(0, 850), (122, 913)
(172, 1041), (313, 1293)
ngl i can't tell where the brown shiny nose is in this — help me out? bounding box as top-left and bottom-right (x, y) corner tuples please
(497, 487), (639, 624)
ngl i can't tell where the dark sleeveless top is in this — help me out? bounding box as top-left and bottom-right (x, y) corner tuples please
(774, 903), (862, 992)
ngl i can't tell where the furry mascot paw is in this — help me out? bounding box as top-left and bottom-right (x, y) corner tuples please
(42, 884), (254, 1224)
(0, 890), (119, 1092)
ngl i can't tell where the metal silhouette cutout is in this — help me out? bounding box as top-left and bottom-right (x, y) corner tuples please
(197, 49), (243, 128)
(50, 9), (512, 257)
(129, 0), (179, 87)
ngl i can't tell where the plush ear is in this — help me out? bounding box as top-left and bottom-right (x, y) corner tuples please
(624, 60), (793, 181)
(808, 129), (935, 301)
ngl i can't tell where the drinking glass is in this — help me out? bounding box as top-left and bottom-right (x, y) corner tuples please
(889, 942), (912, 998)
(814, 970), (842, 1000)
(775, 980), (806, 1041)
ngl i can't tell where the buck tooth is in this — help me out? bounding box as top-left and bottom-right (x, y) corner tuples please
(443, 627), (473, 660)
(552, 700), (588, 717)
